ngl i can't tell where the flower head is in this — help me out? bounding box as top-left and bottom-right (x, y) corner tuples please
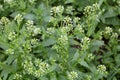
(68, 71), (78, 80)
(8, 32), (16, 41)
(14, 14), (23, 24)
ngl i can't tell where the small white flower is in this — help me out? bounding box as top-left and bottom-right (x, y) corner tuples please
(68, 71), (78, 80)
(97, 65), (107, 74)
(33, 28), (41, 35)
(14, 14), (23, 24)
(8, 32), (16, 40)
(6, 48), (14, 54)
(104, 27), (113, 34)
(26, 20), (34, 26)
(51, 5), (64, 15)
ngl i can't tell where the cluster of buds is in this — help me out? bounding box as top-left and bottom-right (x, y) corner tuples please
(104, 27), (113, 34)
(66, 6), (74, 15)
(30, 38), (39, 46)
(33, 27), (41, 36)
(5, 48), (14, 55)
(60, 26), (71, 33)
(85, 75), (92, 80)
(14, 14), (23, 25)
(51, 5), (64, 16)
(26, 20), (41, 36)
(22, 58), (49, 78)
(34, 59), (49, 77)
(46, 27), (55, 35)
(22, 59), (35, 75)
(58, 35), (68, 45)
(81, 37), (90, 50)
(73, 17), (80, 24)
(97, 65), (108, 75)
(26, 20), (34, 26)
(63, 16), (72, 25)
(0, 17), (10, 25)
(68, 71), (78, 80)
(74, 24), (84, 34)
(111, 32), (118, 39)
(8, 32), (16, 41)
(84, 3), (100, 16)
(87, 53), (95, 61)
(22, 40), (32, 53)
(13, 73), (22, 80)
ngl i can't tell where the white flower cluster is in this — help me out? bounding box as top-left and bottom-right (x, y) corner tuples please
(22, 40), (32, 52)
(8, 32), (16, 41)
(0, 17), (10, 25)
(85, 75), (92, 80)
(75, 24), (84, 33)
(6, 48), (14, 55)
(60, 26), (71, 33)
(14, 14), (23, 25)
(33, 28), (41, 36)
(104, 27), (113, 34)
(84, 3), (99, 16)
(58, 35), (68, 45)
(63, 16), (72, 25)
(13, 73), (22, 80)
(30, 38), (38, 46)
(26, 20), (41, 36)
(26, 20), (34, 26)
(23, 58), (49, 78)
(73, 17), (80, 24)
(97, 65), (107, 74)
(46, 27), (55, 35)
(68, 71), (78, 80)
(111, 32), (118, 39)
(87, 53), (95, 61)
(51, 5), (64, 16)
(81, 37), (90, 50)
(66, 6), (74, 14)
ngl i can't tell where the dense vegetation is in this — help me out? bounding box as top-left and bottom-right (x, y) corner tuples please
(0, 0), (120, 80)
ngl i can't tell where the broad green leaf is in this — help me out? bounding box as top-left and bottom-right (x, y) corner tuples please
(42, 38), (56, 47)
(24, 13), (36, 20)
(79, 60), (89, 68)
(105, 17), (120, 26)
(91, 40), (104, 52)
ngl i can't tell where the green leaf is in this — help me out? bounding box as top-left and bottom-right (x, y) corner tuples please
(117, 45), (120, 51)
(42, 38), (56, 47)
(91, 40), (104, 52)
(103, 7), (118, 18)
(24, 13), (36, 20)
(0, 70), (9, 80)
(105, 17), (120, 26)
(79, 60), (89, 68)
(72, 50), (79, 61)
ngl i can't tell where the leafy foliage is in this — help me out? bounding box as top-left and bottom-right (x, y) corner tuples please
(0, 0), (120, 80)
